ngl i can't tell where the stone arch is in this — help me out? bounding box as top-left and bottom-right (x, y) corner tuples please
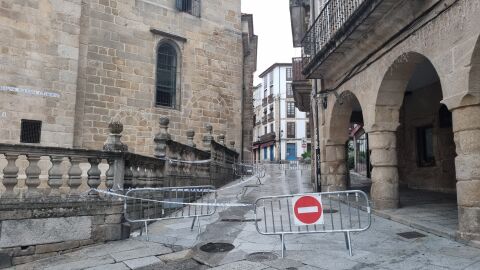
(327, 90), (365, 144)
(322, 90), (365, 192)
(464, 34), (480, 107)
(371, 52), (444, 132)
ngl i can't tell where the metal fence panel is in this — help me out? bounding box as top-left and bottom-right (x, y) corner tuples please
(254, 190), (371, 257)
(124, 186), (217, 239)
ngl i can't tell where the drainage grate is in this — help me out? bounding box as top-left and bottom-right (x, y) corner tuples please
(397, 231), (426, 239)
(322, 209), (338, 214)
(221, 218), (261, 222)
(200, 242), (235, 253)
(246, 252), (278, 262)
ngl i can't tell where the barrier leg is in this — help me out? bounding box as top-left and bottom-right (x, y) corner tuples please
(191, 216), (197, 231)
(197, 217), (202, 234)
(280, 234), (286, 258)
(344, 231), (353, 256)
(144, 221), (149, 241)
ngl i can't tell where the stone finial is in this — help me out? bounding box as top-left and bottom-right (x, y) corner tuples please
(229, 141), (235, 149)
(154, 117), (171, 158)
(203, 124), (214, 150)
(186, 129), (196, 148)
(103, 121), (128, 152)
(218, 134), (226, 146)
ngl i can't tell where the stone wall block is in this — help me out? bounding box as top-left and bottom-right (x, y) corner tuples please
(455, 154), (480, 181)
(368, 131), (396, 150)
(370, 149), (398, 167)
(453, 105), (480, 132)
(103, 224), (122, 241)
(457, 207), (480, 241)
(456, 180), (480, 207)
(454, 130), (480, 155)
(35, 241), (80, 254)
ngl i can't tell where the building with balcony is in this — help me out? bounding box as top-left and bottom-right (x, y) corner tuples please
(252, 63), (311, 162)
(290, 0), (480, 243)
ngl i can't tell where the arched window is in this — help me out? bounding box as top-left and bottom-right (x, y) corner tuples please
(156, 43), (177, 108)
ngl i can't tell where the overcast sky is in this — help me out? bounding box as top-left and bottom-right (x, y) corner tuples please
(241, 0), (300, 85)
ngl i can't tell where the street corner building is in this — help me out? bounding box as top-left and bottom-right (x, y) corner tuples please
(0, 0), (258, 159)
(290, 0), (480, 244)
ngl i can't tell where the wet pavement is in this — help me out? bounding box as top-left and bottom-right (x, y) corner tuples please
(10, 165), (480, 269)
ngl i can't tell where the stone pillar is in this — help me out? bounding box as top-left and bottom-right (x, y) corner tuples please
(186, 129), (196, 148)
(203, 124), (214, 151)
(369, 130), (399, 209)
(218, 134), (225, 146)
(103, 121), (128, 191)
(322, 143), (347, 191)
(452, 104), (480, 242)
(154, 117), (171, 158)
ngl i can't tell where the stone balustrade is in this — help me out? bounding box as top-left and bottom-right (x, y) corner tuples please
(0, 117), (239, 267)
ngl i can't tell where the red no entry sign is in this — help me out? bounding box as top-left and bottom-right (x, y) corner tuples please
(292, 195), (324, 225)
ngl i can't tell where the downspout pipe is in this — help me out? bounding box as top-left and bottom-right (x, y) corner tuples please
(314, 79), (322, 192)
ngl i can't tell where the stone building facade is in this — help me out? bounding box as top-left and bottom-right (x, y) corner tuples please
(290, 0), (480, 243)
(0, 0), (257, 158)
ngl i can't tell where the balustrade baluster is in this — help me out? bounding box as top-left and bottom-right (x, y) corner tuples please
(48, 156), (64, 197)
(87, 158), (101, 195)
(124, 160), (133, 189)
(131, 165), (139, 188)
(2, 154), (19, 199)
(146, 164), (155, 187)
(25, 154), (42, 198)
(68, 157), (83, 197)
(138, 165), (147, 188)
(105, 158), (115, 190)
(155, 166), (163, 187)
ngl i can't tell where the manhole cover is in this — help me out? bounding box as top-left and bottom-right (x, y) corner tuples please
(322, 209), (338, 214)
(200, 242), (235, 253)
(397, 231), (426, 239)
(246, 252), (278, 262)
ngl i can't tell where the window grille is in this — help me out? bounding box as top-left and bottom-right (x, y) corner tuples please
(20, 119), (42, 143)
(287, 102), (296, 118)
(156, 43), (177, 107)
(286, 83), (293, 97)
(176, 0), (201, 17)
(286, 68), (292, 81)
(287, 122), (296, 138)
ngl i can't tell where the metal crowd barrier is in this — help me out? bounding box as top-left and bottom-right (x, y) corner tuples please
(280, 161), (311, 175)
(254, 190), (371, 257)
(124, 186), (217, 240)
(233, 163), (266, 199)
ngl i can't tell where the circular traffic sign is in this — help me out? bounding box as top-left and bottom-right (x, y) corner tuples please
(293, 195), (323, 225)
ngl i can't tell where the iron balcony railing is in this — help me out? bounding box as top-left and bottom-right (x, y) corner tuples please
(268, 94), (274, 104)
(302, 0), (371, 70)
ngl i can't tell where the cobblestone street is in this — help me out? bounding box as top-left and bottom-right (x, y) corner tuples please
(10, 166), (480, 270)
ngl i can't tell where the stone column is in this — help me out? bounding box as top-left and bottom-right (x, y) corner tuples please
(323, 143), (347, 191)
(369, 130), (399, 209)
(452, 104), (480, 241)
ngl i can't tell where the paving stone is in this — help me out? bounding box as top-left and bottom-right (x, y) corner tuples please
(157, 249), (192, 262)
(123, 256), (164, 270)
(209, 260), (270, 270)
(43, 255), (115, 270)
(111, 246), (172, 261)
(261, 258), (305, 269)
(85, 262), (129, 270)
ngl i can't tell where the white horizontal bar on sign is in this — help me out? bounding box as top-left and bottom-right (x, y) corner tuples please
(298, 206), (319, 214)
